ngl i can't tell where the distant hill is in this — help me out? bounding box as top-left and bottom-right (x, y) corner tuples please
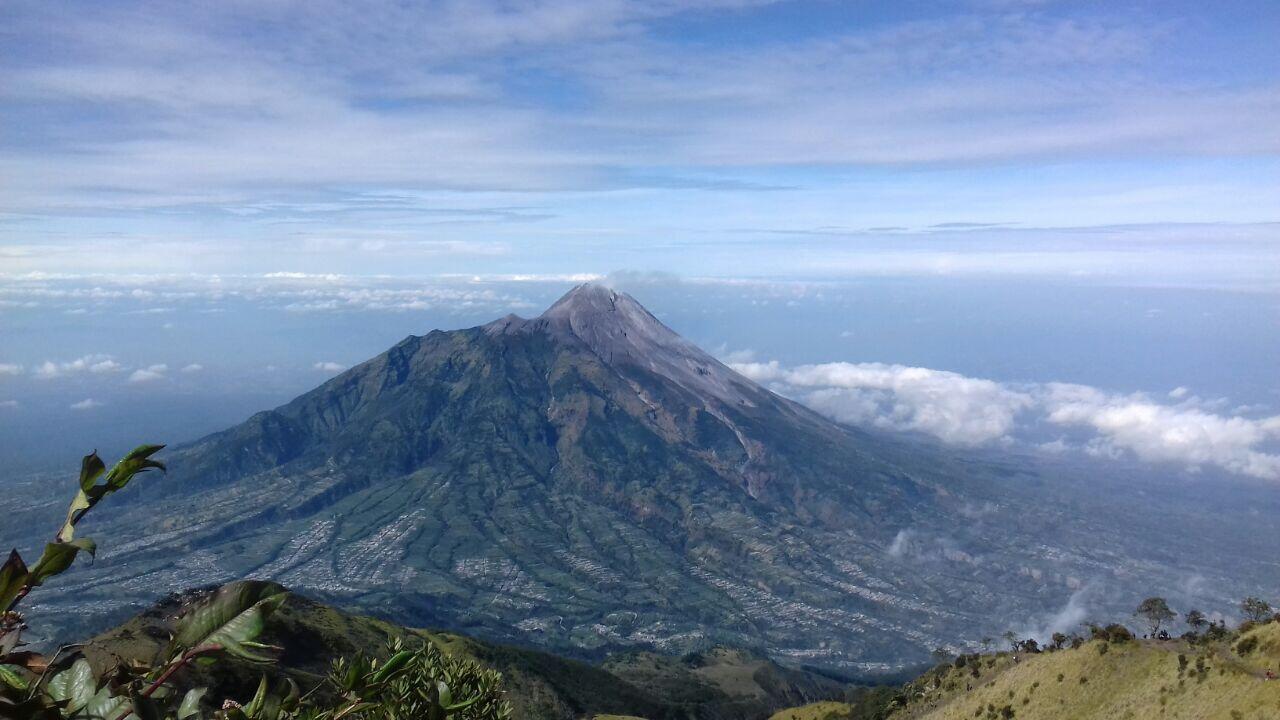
(771, 621), (1280, 720)
(78, 583), (850, 720)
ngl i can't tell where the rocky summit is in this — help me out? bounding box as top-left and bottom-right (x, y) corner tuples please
(29, 284), (1275, 670)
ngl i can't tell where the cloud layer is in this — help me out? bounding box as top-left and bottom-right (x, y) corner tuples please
(732, 360), (1280, 480)
(2, 2), (1278, 279)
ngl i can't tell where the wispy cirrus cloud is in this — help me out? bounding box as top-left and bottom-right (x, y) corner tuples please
(0, 272), (538, 314)
(1, 2), (1278, 279)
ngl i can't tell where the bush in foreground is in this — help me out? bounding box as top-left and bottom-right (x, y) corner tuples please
(0, 447), (510, 720)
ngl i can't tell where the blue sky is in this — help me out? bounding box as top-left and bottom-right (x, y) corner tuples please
(2, 0), (1278, 281)
(2, 2), (1279, 479)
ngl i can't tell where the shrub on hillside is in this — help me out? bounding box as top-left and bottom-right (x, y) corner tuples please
(1240, 597), (1272, 623)
(1104, 624), (1134, 643)
(311, 638), (511, 720)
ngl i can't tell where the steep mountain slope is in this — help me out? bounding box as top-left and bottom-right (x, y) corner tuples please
(80, 582), (850, 720)
(25, 283), (1279, 669)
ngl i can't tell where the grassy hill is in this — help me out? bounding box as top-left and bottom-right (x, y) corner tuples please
(76, 583), (850, 720)
(772, 622), (1280, 720)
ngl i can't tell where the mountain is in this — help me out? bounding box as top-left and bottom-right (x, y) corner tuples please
(23, 283), (1280, 669)
(80, 582), (853, 720)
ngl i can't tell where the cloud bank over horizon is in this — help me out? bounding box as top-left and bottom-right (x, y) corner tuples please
(732, 359), (1280, 481)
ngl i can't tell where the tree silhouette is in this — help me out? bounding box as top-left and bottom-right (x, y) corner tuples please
(1184, 609), (1207, 632)
(1135, 597), (1175, 637)
(1240, 597), (1272, 623)
(1002, 631), (1019, 651)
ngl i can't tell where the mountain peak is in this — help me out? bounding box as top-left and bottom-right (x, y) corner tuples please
(540, 281), (621, 316)
(480, 282), (758, 405)
(539, 283), (663, 337)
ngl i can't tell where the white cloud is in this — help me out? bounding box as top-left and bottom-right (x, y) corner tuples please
(32, 354), (123, 379)
(181, 363), (204, 373)
(713, 347), (757, 364)
(734, 359), (1280, 480)
(90, 359), (123, 373)
(32, 361), (60, 379)
(70, 398), (103, 410)
(313, 361), (346, 373)
(1043, 383), (1280, 480)
(0, 363), (22, 375)
(128, 364), (169, 383)
(0, 400), (18, 408)
(735, 360), (1033, 445)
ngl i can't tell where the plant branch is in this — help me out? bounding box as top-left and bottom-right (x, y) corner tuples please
(110, 645), (222, 720)
(24, 643), (84, 701)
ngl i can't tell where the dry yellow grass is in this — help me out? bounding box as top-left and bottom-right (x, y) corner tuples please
(769, 622), (1280, 720)
(893, 626), (1280, 720)
(767, 700), (855, 720)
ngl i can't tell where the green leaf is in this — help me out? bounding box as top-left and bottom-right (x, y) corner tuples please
(79, 451), (106, 492)
(243, 675), (268, 718)
(177, 687), (206, 720)
(27, 538), (96, 586)
(369, 649), (414, 684)
(437, 680), (452, 708)
(104, 445), (166, 491)
(0, 549), (29, 611)
(279, 678), (299, 712)
(46, 658), (96, 715)
(57, 446), (164, 543)
(443, 696), (481, 713)
(168, 581), (288, 663)
(79, 685), (130, 720)
(57, 491), (92, 543)
(0, 664), (28, 691)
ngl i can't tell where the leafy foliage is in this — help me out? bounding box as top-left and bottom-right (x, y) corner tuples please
(295, 638), (512, 720)
(0, 447), (511, 720)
